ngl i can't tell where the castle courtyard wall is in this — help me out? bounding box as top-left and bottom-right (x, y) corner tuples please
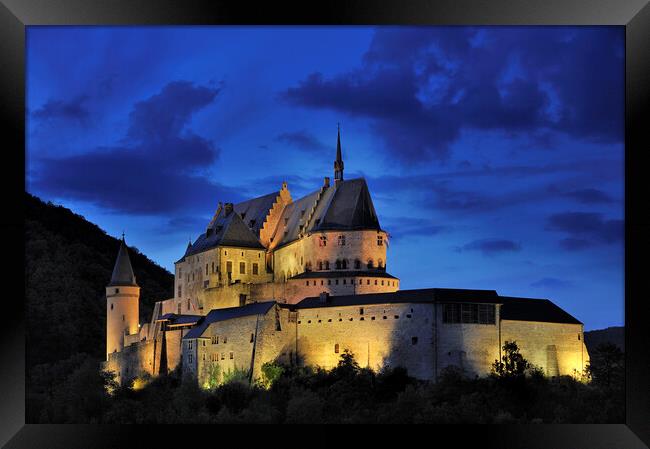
(500, 320), (589, 377)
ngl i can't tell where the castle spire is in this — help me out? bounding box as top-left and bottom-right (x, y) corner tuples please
(109, 236), (138, 287)
(334, 123), (344, 184)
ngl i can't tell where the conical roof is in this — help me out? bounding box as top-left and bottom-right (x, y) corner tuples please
(108, 237), (138, 287)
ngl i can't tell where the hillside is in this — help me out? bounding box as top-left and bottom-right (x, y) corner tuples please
(584, 326), (625, 353)
(25, 192), (174, 368)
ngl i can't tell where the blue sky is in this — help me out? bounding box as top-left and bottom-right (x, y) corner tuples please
(26, 26), (624, 330)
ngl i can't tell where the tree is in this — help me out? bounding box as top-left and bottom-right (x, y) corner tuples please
(492, 341), (529, 378)
(586, 342), (624, 389)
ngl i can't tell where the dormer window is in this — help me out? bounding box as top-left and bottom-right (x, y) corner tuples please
(249, 219), (256, 228)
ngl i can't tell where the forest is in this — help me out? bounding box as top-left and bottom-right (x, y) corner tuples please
(25, 193), (624, 424)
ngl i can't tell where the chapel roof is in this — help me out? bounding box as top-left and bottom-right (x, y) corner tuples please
(108, 237), (138, 287)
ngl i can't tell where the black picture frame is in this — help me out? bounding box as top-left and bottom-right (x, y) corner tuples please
(1, 0), (648, 447)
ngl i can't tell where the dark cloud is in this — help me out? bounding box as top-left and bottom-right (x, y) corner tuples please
(275, 130), (329, 152)
(562, 188), (613, 204)
(31, 81), (239, 215)
(530, 277), (573, 289)
(382, 217), (448, 241)
(546, 212), (623, 250)
(282, 28), (623, 163)
(32, 95), (90, 124)
(457, 238), (521, 255)
(126, 81), (220, 142)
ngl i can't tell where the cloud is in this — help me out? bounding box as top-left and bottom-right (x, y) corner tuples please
(382, 217), (448, 241)
(562, 188), (613, 204)
(457, 238), (522, 255)
(32, 95), (90, 124)
(530, 277), (573, 289)
(282, 27), (623, 164)
(546, 212), (623, 250)
(275, 130), (329, 152)
(31, 81), (241, 215)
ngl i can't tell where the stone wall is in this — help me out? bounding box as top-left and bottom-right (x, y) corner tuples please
(501, 320), (589, 377)
(294, 302), (435, 379)
(436, 304), (501, 378)
(273, 230), (389, 281)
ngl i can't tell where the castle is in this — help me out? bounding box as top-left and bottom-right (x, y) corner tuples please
(104, 128), (590, 387)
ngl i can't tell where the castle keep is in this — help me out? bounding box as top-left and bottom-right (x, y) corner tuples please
(104, 128), (590, 386)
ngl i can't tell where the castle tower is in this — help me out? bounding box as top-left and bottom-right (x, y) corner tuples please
(334, 124), (344, 184)
(106, 235), (140, 359)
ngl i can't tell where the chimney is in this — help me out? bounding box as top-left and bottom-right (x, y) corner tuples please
(224, 203), (234, 215)
(323, 177), (330, 188)
(319, 291), (330, 304)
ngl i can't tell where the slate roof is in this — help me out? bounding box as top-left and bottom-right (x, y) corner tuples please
(290, 270), (398, 280)
(291, 288), (499, 309)
(274, 178), (381, 248)
(500, 296), (582, 325)
(181, 208), (265, 260)
(108, 239), (138, 287)
(234, 191), (279, 237)
(183, 301), (276, 339)
(289, 289), (582, 325)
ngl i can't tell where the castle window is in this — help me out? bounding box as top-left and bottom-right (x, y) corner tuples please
(371, 316), (376, 321)
(187, 299), (191, 310)
(224, 250), (227, 255)
(240, 262), (246, 274)
(578, 334), (581, 340)
(110, 303), (113, 310)
(338, 235), (346, 246)
(406, 314), (412, 318)
(319, 235), (327, 247)
(253, 263), (259, 275)
(221, 353), (225, 360)
(318, 261), (323, 270)
(334, 343), (340, 354)
(241, 251), (244, 257)
(313, 281), (317, 286)
(343, 279), (346, 285)
(383, 316), (387, 320)
(223, 336), (227, 343)
(115, 288), (119, 294)
(205, 264), (208, 275)
(328, 319), (332, 322)
(335, 279), (339, 285)
(367, 279), (370, 285)
(367, 260), (374, 269)
(301, 256), (303, 265)
(342, 259), (348, 269)
(394, 315), (399, 319)
(285, 217), (289, 225)
(227, 261), (233, 273)
(328, 280), (331, 285)
(381, 280), (384, 286)
(375, 280), (378, 285)
(412, 337), (418, 345)
(377, 235), (383, 246)
(336, 259), (342, 270)
(378, 259), (383, 269)
(122, 314), (125, 321)
(354, 259), (361, 269)
(301, 209), (305, 217)
(249, 219), (256, 228)
(211, 262), (215, 273)
(359, 308), (364, 315)
(187, 274), (190, 283)
(202, 340), (206, 347)
(325, 261), (330, 270)
(250, 333), (254, 343)
(321, 280), (324, 286)
(189, 354), (193, 363)
(306, 281), (309, 286)
(178, 304), (181, 314)
(240, 212), (246, 220)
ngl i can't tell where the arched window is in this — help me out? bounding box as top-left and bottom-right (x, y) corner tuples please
(325, 261), (330, 270)
(335, 259), (342, 270)
(334, 343), (340, 354)
(354, 259), (361, 269)
(318, 260), (323, 270)
(342, 259), (348, 269)
(367, 259), (374, 269)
